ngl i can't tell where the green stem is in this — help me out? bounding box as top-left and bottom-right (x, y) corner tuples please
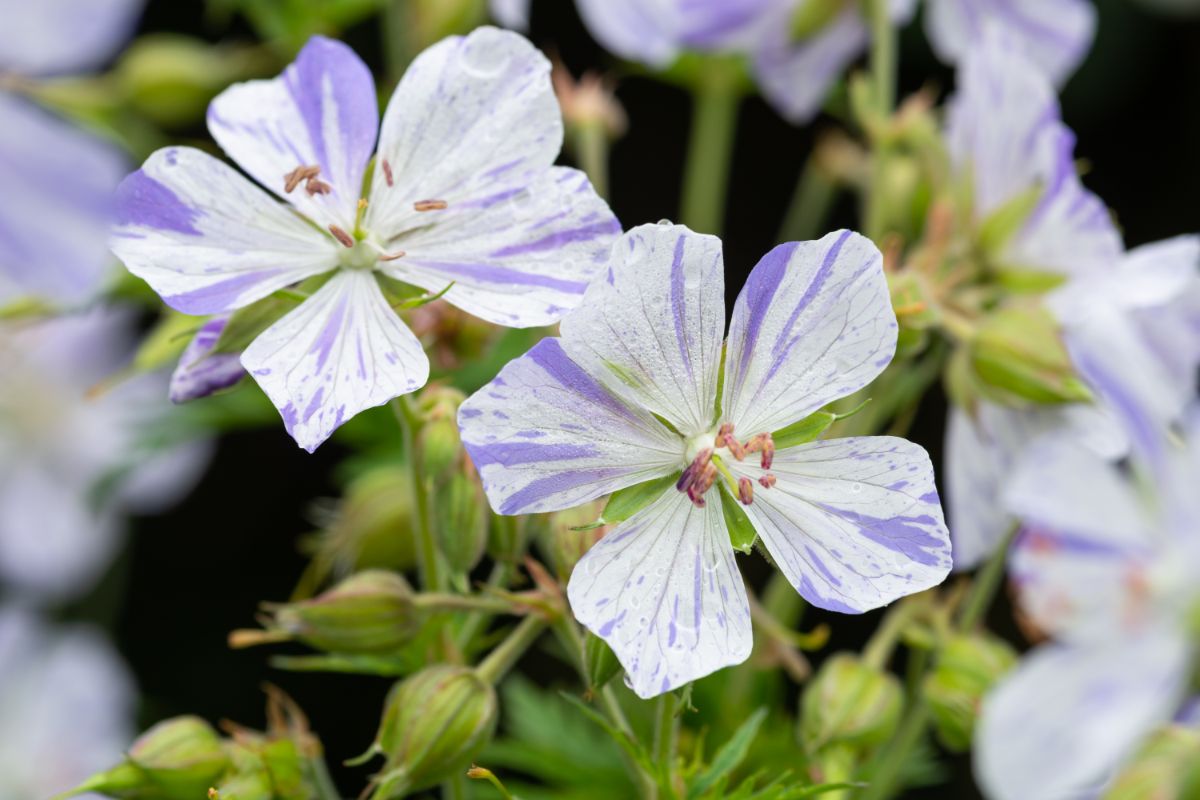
(680, 58), (741, 235)
(455, 560), (514, 650)
(381, 1), (415, 86)
(778, 153), (837, 243)
(957, 526), (1017, 630)
(863, 0), (897, 243)
(414, 593), (517, 614)
(307, 754), (342, 800)
(861, 600), (915, 671)
(390, 397), (444, 592)
(651, 692), (679, 796)
(575, 122), (611, 199)
(475, 615), (548, 684)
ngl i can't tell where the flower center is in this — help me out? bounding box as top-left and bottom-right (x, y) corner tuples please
(339, 239), (379, 271)
(677, 422), (777, 509)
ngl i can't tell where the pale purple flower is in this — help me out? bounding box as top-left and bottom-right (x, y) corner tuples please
(112, 29), (619, 452)
(567, 0), (915, 123)
(0, 607), (136, 799)
(459, 223), (951, 697)
(0, 310), (211, 601)
(168, 314), (245, 403)
(0, 0), (143, 305)
(925, 0), (1096, 86)
(489, 0), (530, 30)
(975, 399), (1200, 800)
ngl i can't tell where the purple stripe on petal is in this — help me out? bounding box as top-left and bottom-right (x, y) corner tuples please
(115, 169), (202, 235)
(468, 440), (600, 468)
(489, 219), (620, 258)
(727, 241), (797, 399)
(527, 338), (639, 422)
(498, 467), (631, 515)
(165, 270), (287, 314)
(407, 260), (590, 293)
(669, 233), (692, 378)
(815, 504), (946, 567)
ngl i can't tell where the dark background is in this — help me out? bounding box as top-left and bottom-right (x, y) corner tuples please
(81, 1), (1200, 797)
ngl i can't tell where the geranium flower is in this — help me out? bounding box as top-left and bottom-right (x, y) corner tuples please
(0, 0), (142, 306)
(0, 309), (211, 601)
(112, 28), (619, 451)
(459, 222), (951, 697)
(924, 0), (1096, 86)
(975, 391), (1200, 800)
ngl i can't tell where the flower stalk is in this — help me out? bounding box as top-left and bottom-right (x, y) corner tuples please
(391, 396), (445, 592)
(680, 57), (742, 235)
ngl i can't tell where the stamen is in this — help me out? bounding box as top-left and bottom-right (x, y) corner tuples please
(328, 225), (355, 248)
(305, 177), (332, 196)
(758, 473), (776, 489)
(718, 423), (747, 461)
(738, 477), (754, 505)
(283, 165), (320, 193)
(378, 250), (407, 262)
(677, 447), (712, 497)
(745, 433), (775, 470)
(382, 158), (394, 187)
(687, 462), (718, 507)
(414, 199), (449, 212)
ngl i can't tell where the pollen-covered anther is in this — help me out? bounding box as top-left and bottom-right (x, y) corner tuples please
(414, 199), (449, 212)
(382, 158), (394, 187)
(745, 433), (775, 470)
(305, 177), (333, 196)
(738, 477), (754, 505)
(758, 473), (777, 489)
(676, 447), (712, 496)
(717, 422), (746, 460)
(687, 462), (718, 507)
(328, 225), (355, 248)
(378, 250), (406, 262)
(283, 164), (320, 193)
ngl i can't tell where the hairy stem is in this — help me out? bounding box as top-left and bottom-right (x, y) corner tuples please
(680, 58), (741, 235)
(475, 614), (548, 685)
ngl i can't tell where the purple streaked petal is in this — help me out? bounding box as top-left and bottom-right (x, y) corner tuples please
(557, 223), (725, 436)
(734, 437), (951, 613)
(722, 230), (895, 438)
(0, 0), (142, 76)
(925, 0), (1095, 87)
(207, 35), (378, 231)
(241, 270), (429, 452)
(169, 314), (245, 403)
(976, 636), (1190, 800)
(111, 147), (338, 315)
(459, 337), (683, 515)
(567, 490), (752, 699)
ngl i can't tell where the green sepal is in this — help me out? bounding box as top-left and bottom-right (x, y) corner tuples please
(212, 294), (300, 354)
(718, 482), (756, 554)
(583, 632), (622, 692)
(977, 183), (1043, 259)
(789, 0), (846, 41)
(970, 306), (1093, 405)
(771, 399), (871, 450)
(395, 281), (455, 310)
(597, 474), (678, 527)
(131, 310), (199, 373)
(993, 264), (1069, 294)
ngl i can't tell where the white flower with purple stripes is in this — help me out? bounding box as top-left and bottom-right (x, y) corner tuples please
(458, 222), (952, 698)
(111, 28), (619, 451)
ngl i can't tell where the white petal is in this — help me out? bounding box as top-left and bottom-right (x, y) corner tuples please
(734, 437), (951, 613)
(976, 637), (1190, 800)
(573, 0), (686, 66)
(382, 167), (619, 327)
(241, 270), (429, 452)
(567, 489), (753, 698)
(0, 94), (126, 305)
(925, 0), (1096, 86)
(558, 223), (725, 436)
(459, 337), (682, 515)
(489, 0), (530, 29)
(207, 36), (378, 230)
(721, 231), (895, 438)
(0, 0), (141, 76)
(112, 146), (338, 314)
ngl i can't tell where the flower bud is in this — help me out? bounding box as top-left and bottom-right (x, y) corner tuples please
(800, 654), (902, 752)
(1105, 725), (1200, 800)
(418, 386), (466, 481)
(488, 513), (530, 565)
(584, 631), (622, 692)
(264, 570), (420, 654)
(969, 307), (1092, 405)
(922, 632), (1017, 752)
(434, 471), (488, 575)
(537, 500), (605, 581)
(368, 666), (499, 798)
(304, 466), (416, 581)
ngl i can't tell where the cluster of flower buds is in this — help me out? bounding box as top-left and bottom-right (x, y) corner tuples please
(922, 633), (1017, 752)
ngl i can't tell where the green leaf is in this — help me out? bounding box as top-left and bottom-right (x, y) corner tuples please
(601, 474), (678, 526)
(689, 708), (768, 799)
(976, 183), (1043, 259)
(719, 483), (757, 554)
(559, 692), (662, 785)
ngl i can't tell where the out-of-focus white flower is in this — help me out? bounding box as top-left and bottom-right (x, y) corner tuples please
(0, 606), (136, 799)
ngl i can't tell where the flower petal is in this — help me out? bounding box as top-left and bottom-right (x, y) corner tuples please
(976, 637), (1190, 800)
(0, 0), (141, 76)
(567, 489), (752, 699)
(733, 437), (951, 613)
(0, 94), (126, 305)
(459, 337), (682, 515)
(207, 35), (378, 230)
(489, 0), (530, 29)
(753, 9), (867, 124)
(573, 0), (686, 66)
(381, 167), (619, 327)
(558, 223), (725, 436)
(169, 314), (245, 403)
(722, 230), (895, 438)
(112, 146), (338, 315)
(925, 0), (1095, 87)
(241, 270), (429, 452)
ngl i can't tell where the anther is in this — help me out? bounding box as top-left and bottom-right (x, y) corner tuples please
(382, 159), (394, 187)
(414, 199), (449, 212)
(717, 423), (746, 461)
(746, 433), (775, 470)
(688, 462), (718, 507)
(677, 448), (712, 497)
(283, 165), (320, 193)
(738, 477), (754, 505)
(758, 473), (776, 489)
(378, 250), (407, 262)
(328, 225), (355, 248)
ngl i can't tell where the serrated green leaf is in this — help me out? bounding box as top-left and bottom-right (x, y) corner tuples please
(719, 483), (757, 554)
(689, 707), (768, 798)
(602, 474), (677, 526)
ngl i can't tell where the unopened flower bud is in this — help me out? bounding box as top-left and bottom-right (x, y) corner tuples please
(922, 633), (1017, 752)
(304, 466), (416, 580)
(584, 631), (622, 692)
(970, 307), (1092, 405)
(801, 654), (902, 752)
(1105, 725), (1200, 800)
(488, 513), (530, 565)
(368, 666), (499, 798)
(435, 471), (488, 575)
(418, 387), (466, 481)
(262, 570), (420, 654)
